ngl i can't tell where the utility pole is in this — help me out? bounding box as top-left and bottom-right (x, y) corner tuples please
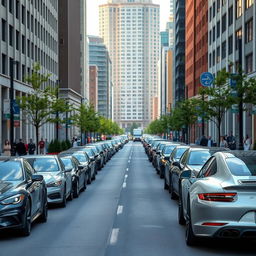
(10, 59), (15, 155)
(238, 38), (243, 150)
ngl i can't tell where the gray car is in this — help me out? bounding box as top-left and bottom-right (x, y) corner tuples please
(24, 155), (73, 207)
(180, 151), (256, 246)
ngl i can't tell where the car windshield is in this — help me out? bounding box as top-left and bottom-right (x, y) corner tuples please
(175, 148), (188, 159)
(188, 151), (211, 165)
(226, 157), (256, 176)
(60, 158), (73, 170)
(83, 149), (93, 157)
(28, 158), (59, 172)
(163, 145), (176, 154)
(0, 161), (23, 181)
(73, 153), (88, 163)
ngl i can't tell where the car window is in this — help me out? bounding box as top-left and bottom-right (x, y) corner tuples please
(23, 161), (35, 180)
(198, 157), (217, 178)
(73, 153), (88, 163)
(27, 158), (59, 172)
(164, 145), (176, 155)
(175, 148), (189, 160)
(60, 158), (74, 170)
(226, 157), (256, 176)
(188, 151), (211, 165)
(0, 161), (24, 181)
(180, 150), (189, 165)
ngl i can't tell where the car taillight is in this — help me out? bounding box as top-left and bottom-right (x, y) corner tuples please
(198, 193), (237, 202)
(202, 222), (228, 226)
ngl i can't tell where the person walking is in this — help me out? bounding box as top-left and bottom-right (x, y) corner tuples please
(16, 139), (27, 156)
(38, 138), (45, 154)
(200, 135), (208, 146)
(227, 132), (236, 150)
(220, 136), (228, 148)
(244, 135), (251, 151)
(207, 136), (213, 147)
(28, 139), (36, 155)
(73, 138), (78, 147)
(3, 140), (11, 156)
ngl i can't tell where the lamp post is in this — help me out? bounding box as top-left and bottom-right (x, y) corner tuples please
(55, 80), (60, 141)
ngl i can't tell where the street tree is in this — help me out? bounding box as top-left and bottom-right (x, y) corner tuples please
(18, 63), (69, 153)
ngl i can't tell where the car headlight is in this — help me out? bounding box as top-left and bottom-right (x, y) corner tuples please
(47, 180), (62, 187)
(162, 159), (167, 164)
(0, 194), (25, 205)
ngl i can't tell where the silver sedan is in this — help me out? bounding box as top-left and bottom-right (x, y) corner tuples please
(180, 151), (256, 246)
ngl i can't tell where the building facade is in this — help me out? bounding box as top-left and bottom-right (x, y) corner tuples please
(89, 65), (98, 111)
(99, 0), (160, 129)
(88, 35), (112, 119)
(0, 0), (58, 149)
(174, 0), (186, 104)
(208, 0), (256, 144)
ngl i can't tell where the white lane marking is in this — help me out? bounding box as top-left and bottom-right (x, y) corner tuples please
(126, 168), (129, 171)
(125, 174), (128, 178)
(110, 228), (119, 245)
(122, 182), (127, 188)
(117, 205), (123, 215)
(128, 160), (130, 163)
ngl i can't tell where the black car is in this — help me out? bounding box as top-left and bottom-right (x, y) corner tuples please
(0, 157), (48, 236)
(169, 147), (230, 199)
(59, 156), (87, 198)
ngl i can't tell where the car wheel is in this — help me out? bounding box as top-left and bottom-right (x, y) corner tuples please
(186, 199), (199, 246)
(178, 193), (186, 225)
(39, 194), (48, 223)
(20, 200), (31, 236)
(73, 180), (79, 198)
(68, 189), (73, 201)
(61, 186), (67, 208)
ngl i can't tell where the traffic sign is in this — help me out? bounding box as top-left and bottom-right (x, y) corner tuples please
(200, 72), (214, 87)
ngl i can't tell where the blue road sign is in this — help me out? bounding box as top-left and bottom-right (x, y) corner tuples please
(230, 73), (237, 88)
(12, 100), (20, 115)
(200, 72), (214, 87)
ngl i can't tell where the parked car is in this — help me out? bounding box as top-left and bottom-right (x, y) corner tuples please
(24, 155), (73, 207)
(164, 145), (190, 190)
(59, 156), (87, 198)
(169, 147), (229, 200)
(0, 157), (48, 236)
(180, 151), (256, 246)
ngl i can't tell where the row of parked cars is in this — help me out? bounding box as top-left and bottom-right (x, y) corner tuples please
(143, 135), (256, 246)
(0, 135), (129, 236)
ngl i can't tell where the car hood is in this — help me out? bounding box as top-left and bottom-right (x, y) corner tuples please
(0, 180), (21, 195)
(38, 172), (62, 183)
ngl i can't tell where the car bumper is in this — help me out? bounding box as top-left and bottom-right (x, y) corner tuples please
(47, 187), (64, 204)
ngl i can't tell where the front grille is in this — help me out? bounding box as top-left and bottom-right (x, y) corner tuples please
(48, 193), (61, 200)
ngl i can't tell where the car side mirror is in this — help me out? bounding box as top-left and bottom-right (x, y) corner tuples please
(180, 170), (192, 179)
(78, 165), (84, 170)
(32, 174), (44, 182)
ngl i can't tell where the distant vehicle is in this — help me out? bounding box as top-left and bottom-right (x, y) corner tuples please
(133, 128), (143, 141)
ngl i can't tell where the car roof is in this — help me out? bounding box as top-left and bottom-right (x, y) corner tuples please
(23, 155), (58, 158)
(0, 156), (23, 161)
(222, 150), (256, 158)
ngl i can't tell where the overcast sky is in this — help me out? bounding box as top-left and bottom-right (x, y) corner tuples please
(87, 0), (170, 36)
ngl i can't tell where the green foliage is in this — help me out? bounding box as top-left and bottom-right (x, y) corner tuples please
(61, 141), (68, 151)
(65, 140), (72, 149)
(47, 139), (62, 153)
(129, 122), (140, 134)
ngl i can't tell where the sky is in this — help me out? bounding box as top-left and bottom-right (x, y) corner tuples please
(87, 0), (170, 36)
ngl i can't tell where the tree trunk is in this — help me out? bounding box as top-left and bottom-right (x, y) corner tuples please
(217, 121), (221, 147)
(36, 125), (39, 154)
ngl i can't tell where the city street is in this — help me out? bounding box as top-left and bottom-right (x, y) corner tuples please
(0, 142), (255, 256)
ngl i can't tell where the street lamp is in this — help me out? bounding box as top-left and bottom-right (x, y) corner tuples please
(55, 79), (60, 141)
(238, 38), (243, 150)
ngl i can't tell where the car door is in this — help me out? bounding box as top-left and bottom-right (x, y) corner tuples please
(24, 161), (40, 216)
(59, 159), (72, 197)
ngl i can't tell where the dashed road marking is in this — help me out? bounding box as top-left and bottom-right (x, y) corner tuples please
(117, 205), (123, 215)
(110, 228), (119, 245)
(126, 168), (129, 171)
(122, 182), (127, 188)
(125, 174), (128, 178)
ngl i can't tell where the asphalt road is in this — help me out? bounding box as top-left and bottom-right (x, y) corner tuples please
(0, 142), (256, 256)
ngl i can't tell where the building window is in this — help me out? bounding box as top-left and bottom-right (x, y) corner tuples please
(222, 14), (226, 33)
(213, 26), (216, 42)
(22, 5), (25, 24)
(228, 6), (233, 26)
(222, 41), (226, 59)
(217, 21), (220, 38)
(9, 0), (13, 13)
(217, 46), (220, 63)
(217, 0), (220, 12)
(209, 53), (212, 67)
(9, 25), (13, 46)
(213, 50), (216, 66)
(209, 30), (212, 45)
(222, 0), (226, 6)
(228, 35), (233, 55)
(245, 0), (253, 9)
(1, 54), (6, 74)
(245, 19), (253, 43)
(209, 7), (212, 21)
(1, 0), (6, 7)
(15, 30), (19, 50)
(213, 2), (216, 18)
(236, 0), (242, 18)
(245, 54), (253, 73)
(1, 19), (6, 41)
(235, 28), (242, 50)
(22, 35), (25, 53)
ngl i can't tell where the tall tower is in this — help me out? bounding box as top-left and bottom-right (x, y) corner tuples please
(99, 0), (160, 130)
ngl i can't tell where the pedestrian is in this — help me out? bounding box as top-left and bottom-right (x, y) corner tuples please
(16, 139), (27, 156)
(227, 131), (236, 150)
(195, 137), (200, 145)
(73, 138), (78, 147)
(45, 139), (49, 154)
(219, 136), (228, 148)
(38, 138), (45, 154)
(25, 141), (29, 154)
(243, 135), (251, 151)
(200, 135), (208, 146)
(28, 139), (36, 155)
(207, 136), (213, 147)
(3, 139), (11, 156)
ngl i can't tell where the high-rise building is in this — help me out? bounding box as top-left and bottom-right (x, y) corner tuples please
(174, 0), (185, 104)
(208, 0), (256, 143)
(0, 0), (58, 148)
(99, 0), (160, 129)
(89, 65), (98, 112)
(88, 36), (112, 119)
